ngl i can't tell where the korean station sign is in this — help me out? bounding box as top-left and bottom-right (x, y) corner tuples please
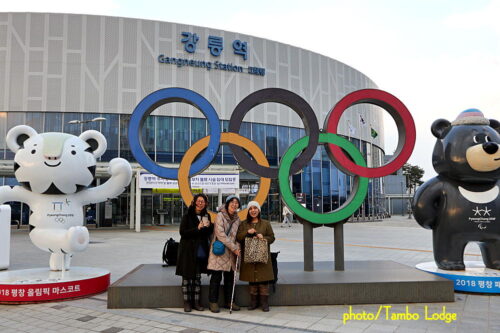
(158, 32), (265, 76)
(139, 173), (239, 190)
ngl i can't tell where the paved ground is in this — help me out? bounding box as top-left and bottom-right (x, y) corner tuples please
(1, 216), (498, 333)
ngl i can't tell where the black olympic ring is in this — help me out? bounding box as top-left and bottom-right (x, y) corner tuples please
(228, 88), (320, 179)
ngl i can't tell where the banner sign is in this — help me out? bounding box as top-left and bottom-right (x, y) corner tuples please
(153, 188), (203, 194)
(140, 173), (239, 189)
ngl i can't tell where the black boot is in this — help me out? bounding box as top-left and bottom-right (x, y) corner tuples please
(224, 279), (240, 311)
(259, 284), (270, 312)
(209, 302), (220, 313)
(209, 272), (221, 312)
(193, 283), (204, 311)
(225, 301), (240, 311)
(193, 298), (204, 311)
(248, 285), (259, 310)
(182, 279), (192, 312)
(183, 300), (192, 312)
(260, 295), (269, 312)
(222, 271), (240, 311)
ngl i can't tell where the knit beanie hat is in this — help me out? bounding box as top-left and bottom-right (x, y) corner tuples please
(225, 195), (241, 206)
(247, 200), (261, 212)
(451, 109), (490, 126)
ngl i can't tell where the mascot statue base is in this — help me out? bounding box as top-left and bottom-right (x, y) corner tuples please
(416, 261), (500, 294)
(0, 126), (132, 303)
(0, 267), (110, 303)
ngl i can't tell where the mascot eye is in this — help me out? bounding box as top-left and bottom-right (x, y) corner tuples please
(473, 134), (487, 144)
(31, 149), (36, 154)
(71, 150), (76, 155)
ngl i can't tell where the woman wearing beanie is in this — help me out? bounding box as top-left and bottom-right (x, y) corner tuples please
(207, 195), (241, 313)
(236, 201), (275, 312)
(176, 193), (213, 312)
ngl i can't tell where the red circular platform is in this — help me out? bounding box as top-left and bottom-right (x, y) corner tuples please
(0, 267), (110, 303)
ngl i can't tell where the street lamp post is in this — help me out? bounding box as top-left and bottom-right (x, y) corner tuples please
(400, 180), (404, 216)
(67, 117), (106, 228)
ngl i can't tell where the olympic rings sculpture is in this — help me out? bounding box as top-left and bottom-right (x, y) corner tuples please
(128, 87), (416, 224)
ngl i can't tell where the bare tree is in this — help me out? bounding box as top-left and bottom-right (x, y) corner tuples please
(402, 163), (424, 218)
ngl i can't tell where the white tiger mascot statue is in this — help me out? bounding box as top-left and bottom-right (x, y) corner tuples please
(0, 125), (132, 271)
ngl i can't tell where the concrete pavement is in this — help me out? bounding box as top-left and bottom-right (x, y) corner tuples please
(1, 216), (498, 333)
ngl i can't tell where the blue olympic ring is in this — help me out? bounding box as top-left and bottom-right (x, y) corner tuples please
(128, 88), (221, 179)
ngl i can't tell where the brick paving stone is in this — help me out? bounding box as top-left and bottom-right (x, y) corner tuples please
(224, 322), (258, 331)
(260, 318), (289, 326)
(147, 328), (169, 333)
(365, 324), (398, 332)
(51, 304), (69, 310)
(316, 318), (343, 327)
(135, 325), (158, 333)
(298, 323), (331, 332)
(169, 326), (193, 332)
(282, 320), (312, 329)
(77, 315), (98, 322)
(333, 325), (364, 333)
(100, 327), (124, 333)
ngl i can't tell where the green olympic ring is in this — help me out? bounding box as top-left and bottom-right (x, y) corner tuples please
(278, 133), (368, 224)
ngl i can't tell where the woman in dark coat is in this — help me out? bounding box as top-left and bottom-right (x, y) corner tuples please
(236, 201), (275, 311)
(175, 193), (213, 312)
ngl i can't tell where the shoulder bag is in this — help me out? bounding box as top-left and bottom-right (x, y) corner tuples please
(212, 223), (231, 256)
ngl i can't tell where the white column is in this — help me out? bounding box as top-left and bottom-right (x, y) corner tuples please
(129, 172), (135, 230)
(135, 170), (141, 233)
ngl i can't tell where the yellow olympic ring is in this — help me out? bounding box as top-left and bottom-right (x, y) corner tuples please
(178, 132), (271, 221)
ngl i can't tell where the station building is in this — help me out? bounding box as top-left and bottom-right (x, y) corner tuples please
(0, 12), (386, 227)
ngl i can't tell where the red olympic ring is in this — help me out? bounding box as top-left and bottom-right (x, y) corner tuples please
(325, 89), (416, 178)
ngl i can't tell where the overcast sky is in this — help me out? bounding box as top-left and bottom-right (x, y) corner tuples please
(4, 0), (500, 180)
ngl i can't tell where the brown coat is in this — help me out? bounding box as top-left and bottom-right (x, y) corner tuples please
(236, 219), (275, 283)
(207, 210), (240, 272)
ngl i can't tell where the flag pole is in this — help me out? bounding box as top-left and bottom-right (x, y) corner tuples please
(370, 124), (375, 221)
(347, 120), (353, 222)
(358, 114), (365, 219)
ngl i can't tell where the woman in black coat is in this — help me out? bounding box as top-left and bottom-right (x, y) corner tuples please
(175, 193), (213, 312)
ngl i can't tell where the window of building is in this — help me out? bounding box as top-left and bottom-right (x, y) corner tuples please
(156, 116), (173, 163)
(174, 117), (189, 163)
(101, 114), (119, 161)
(265, 124), (278, 166)
(44, 112), (62, 132)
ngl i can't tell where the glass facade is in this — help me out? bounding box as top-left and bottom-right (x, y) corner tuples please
(0, 112), (385, 224)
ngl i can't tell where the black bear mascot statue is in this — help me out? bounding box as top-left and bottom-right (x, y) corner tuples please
(413, 109), (500, 270)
